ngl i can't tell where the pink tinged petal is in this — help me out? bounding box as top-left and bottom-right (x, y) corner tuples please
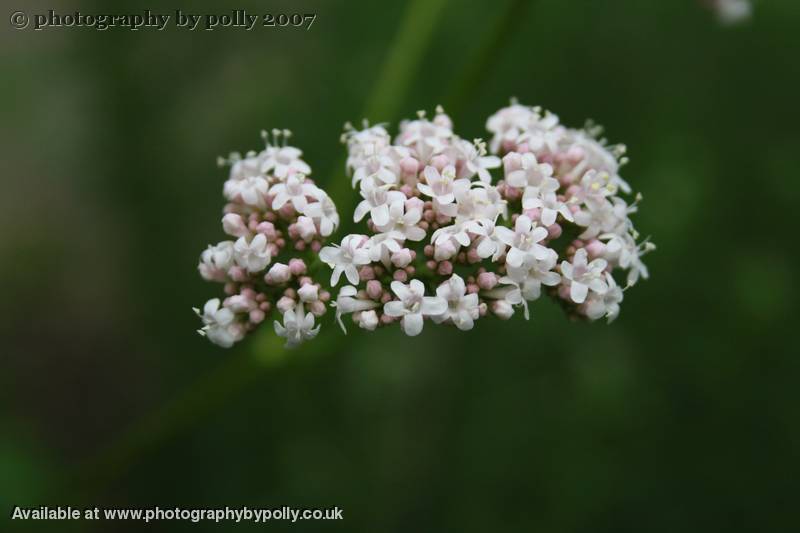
(291, 195), (308, 212)
(506, 248), (525, 268)
(541, 271), (561, 286)
(590, 258), (608, 272)
(344, 265), (360, 285)
(559, 205), (575, 222)
(406, 226), (427, 241)
(532, 244), (550, 261)
(417, 183), (434, 197)
(320, 218), (334, 237)
(541, 208), (557, 226)
(424, 165), (440, 183)
(495, 227), (515, 246)
(383, 300), (406, 317)
(515, 215), (532, 233)
(454, 231), (471, 247)
(589, 278), (609, 294)
(409, 279), (426, 295)
(522, 197), (542, 210)
(531, 226), (548, 243)
(421, 297), (447, 316)
(402, 313), (424, 336)
(560, 261), (573, 279)
(354, 201), (371, 222)
(371, 204), (390, 226)
(391, 281), (411, 300)
(330, 267), (344, 286)
(438, 193), (455, 204)
(570, 281), (589, 304)
(272, 192), (289, 210)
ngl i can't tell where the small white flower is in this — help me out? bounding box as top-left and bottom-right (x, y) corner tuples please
(418, 165), (470, 216)
(504, 152), (557, 191)
(297, 284), (319, 303)
(358, 310), (379, 331)
(397, 114), (453, 163)
(331, 285), (379, 333)
(295, 215), (317, 241)
(353, 179), (406, 226)
(195, 298), (242, 348)
(274, 302), (320, 348)
(374, 200), (426, 242)
(319, 234), (372, 286)
(221, 213), (250, 238)
(260, 145), (311, 180)
(383, 279), (447, 336)
(447, 138), (501, 183)
(523, 190), (574, 226)
(198, 241), (235, 281)
(560, 248), (609, 304)
(485, 103), (539, 153)
(584, 273), (623, 323)
(302, 191), (340, 237)
(351, 145), (406, 187)
(432, 274), (480, 331)
(505, 250), (561, 301)
(494, 215), (551, 268)
(233, 233), (271, 273)
(270, 173), (317, 212)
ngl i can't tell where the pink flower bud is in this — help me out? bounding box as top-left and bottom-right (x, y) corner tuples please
(256, 221), (277, 239)
(547, 223), (562, 239)
(430, 154), (450, 171)
(289, 258), (307, 276)
(585, 239), (606, 258)
(266, 262), (291, 284)
(477, 272), (498, 290)
(310, 241), (322, 253)
(400, 157), (419, 175)
(393, 269), (408, 282)
(278, 203), (295, 219)
(366, 280), (383, 300)
(466, 248), (481, 264)
(296, 215), (317, 242)
(502, 152), (523, 173)
(359, 310), (379, 331)
(391, 248), (413, 268)
(222, 213), (249, 237)
(298, 284), (319, 302)
(228, 266), (248, 282)
(437, 261), (453, 276)
(309, 300), (326, 316)
(492, 300), (514, 320)
(276, 296), (295, 314)
(359, 266), (375, 281)
(249, 309), (265, 324)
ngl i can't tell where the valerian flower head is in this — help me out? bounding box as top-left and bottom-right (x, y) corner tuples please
(196, 103), (653, 350)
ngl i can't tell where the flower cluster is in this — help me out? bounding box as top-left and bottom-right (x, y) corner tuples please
(325, 103), (654, 338)
(195, 102), (654, 349)
(195, 130), (339, 348)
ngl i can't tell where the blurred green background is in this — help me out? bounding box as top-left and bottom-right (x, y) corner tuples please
(2, 0), (799, 531)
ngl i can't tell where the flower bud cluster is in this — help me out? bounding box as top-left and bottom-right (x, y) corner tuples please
(195, 130), (338, 348)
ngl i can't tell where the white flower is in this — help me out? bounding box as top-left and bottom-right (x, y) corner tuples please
(331, 285), (379, 333)
(351, 145), (406, 187)
(560, 248), (609, 304)
(432, 274), (480, 331)
(195, 298), (242, 348)
(358, 310), (379, 331)
(260, 145), (311, 180)
(198, 241), (235, 281)
(302, 191), (339, 237)
(319, 234), (372, 286)
(602, 232), (654, 287)
(485, 103), (539, 153)
(222, 213), (249, 238)
(494, 215), (550, 268)
(353, 179), (406, 226)
(563, 129), (630, 193)
(344, 124), (392, 176)
(270, 173), (317, 212)
(573, 196), (632, 240)
(584, 273), (623, 323)
(374, 200), (426, 242)
(523, 190), (574, 226)
(418, 165), (469, 216)
(383, 279), (447, 336)
(505, 249), (561, 301)
(297, 284), (319, 303)
(233, 233), (271, 273)
(447, 138), (501, 183)
(396, 114), (452, 162)
(274, 302), (320, 348)
(504, 152), (557, 191)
